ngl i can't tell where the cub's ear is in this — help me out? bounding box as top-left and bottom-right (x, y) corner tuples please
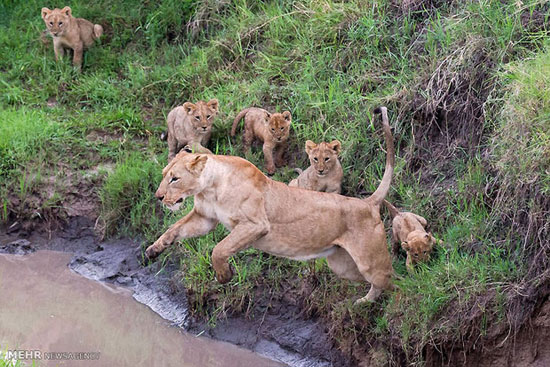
(61, 6), (71, 17)
(41, 7), (51, 19)
(428, 232), (437, 248)
(207, 99), (219, 113)
(282, 111), (292, 122)
(183, 102), (196, 114)
(186, 154), (208, 175)
(329, 140), (341, 155)
(305, 140), (317, 155)
(401, 241), (410, 252)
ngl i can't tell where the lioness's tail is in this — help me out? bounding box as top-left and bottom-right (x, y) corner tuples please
(231, 108), (251, 136)
(93, 24), (103, 40)
(366, 106), (394, 206)
(382, 200), (400, 218)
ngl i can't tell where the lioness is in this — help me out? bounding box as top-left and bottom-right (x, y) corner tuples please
(146, 106), (395, 304)
(383, 200), (435, 272)
(165, 99), (219, 162)
(289, 140), (343, 194)
(231, 107), (291, 175)
(41, 7), (103, 70)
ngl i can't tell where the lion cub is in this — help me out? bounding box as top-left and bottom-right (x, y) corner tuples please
(231, 107), (291, 175)
(289, 140), (343, 194)
(384, 200), (435, 272)
(41, 7), (103, 70)
(165, 99), (219, 162)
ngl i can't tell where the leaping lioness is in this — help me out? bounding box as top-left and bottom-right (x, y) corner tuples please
(147, 107), (395, 303)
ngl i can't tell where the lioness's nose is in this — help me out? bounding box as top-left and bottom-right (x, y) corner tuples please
(155, 191), (164, 201)
(318, 169), (325, 174)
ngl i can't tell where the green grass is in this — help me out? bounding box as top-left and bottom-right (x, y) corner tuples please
(1, 0), (549, 364)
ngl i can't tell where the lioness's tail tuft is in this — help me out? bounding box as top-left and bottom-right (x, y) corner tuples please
(160, 131), (168, 141)
(366, 106), (394, 206)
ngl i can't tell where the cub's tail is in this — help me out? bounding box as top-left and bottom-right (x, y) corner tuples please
(366, 106), (395, 206)
(93, 24), (103, 40)
(382, 200), (400, 218)
(231, 108), (251, 136)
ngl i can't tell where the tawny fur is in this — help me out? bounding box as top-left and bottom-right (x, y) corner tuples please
(383, 200), (435, 272)
(231, 107), (291, 175)
(289, 140), (343, 194)
(146, 106), (395, 304)
(41, 6), (103, 70)
(165, 99), (219, 162)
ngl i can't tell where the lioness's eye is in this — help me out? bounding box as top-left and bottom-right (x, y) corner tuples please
(414, 253), (418, 257)
(59, 22), (63, 25)
(324, 157), (329, 162)
(271, 128), (275, 131)
(313, 157), (318, 162)
(423, 251), (427, 254)
(170, 177), (179, 183)
(49, 22), (53, 25)
(195, 116), (200, 120)
(280, 127), (284, 130)
(206, 115), (211, 119)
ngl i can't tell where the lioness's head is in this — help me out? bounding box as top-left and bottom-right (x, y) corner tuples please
(155, 152), (209, 211)
(41, 7), (71, 38)
(265, 111), (291, 142)
(182, 99), (219, 134)
(402, 230), (435, 264)
(305, 140), (341, 176)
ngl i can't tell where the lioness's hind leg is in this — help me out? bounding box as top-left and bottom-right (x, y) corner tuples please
(341, 235), (394, 303)
(326, 247), (364, 282)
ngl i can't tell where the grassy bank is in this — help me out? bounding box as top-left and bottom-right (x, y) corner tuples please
(1, 0), (549, 364)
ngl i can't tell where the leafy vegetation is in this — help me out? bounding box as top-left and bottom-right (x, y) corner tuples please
(1, 0), (549, 364)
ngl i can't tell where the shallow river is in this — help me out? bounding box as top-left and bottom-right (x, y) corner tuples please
(0, 250), (285, 367)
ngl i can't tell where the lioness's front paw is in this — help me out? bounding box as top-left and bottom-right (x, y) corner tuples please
(215, 264), (234, 284)
(145, 242), (164, 259)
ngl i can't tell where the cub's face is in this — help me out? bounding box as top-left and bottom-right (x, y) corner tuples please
(402, 231), (435, 264)
(41, 7), (71, 37)
(183, 99), (219, 135)
(266, 111), (291, 142)
(305, 140), (341, 176)
(155, 152), (208, 211)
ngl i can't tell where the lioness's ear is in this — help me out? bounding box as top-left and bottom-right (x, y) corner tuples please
(61, 6), (71, 17)
(186, 154), (208, 175)
(401, 241), (410, 252)
(282, 111), (292, 123)
(305, 140), (316, 155)
(206, 99), (219, 113)
(329, 140), (341, 155)
(41, 7), (51, 19)
(183, 102), (196, 114)
(183, 145), (193, 153)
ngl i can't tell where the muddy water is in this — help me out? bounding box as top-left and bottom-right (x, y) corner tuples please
(0, 251), (285, 367)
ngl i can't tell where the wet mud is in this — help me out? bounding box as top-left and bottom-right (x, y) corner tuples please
(0, 250), (284, 367)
